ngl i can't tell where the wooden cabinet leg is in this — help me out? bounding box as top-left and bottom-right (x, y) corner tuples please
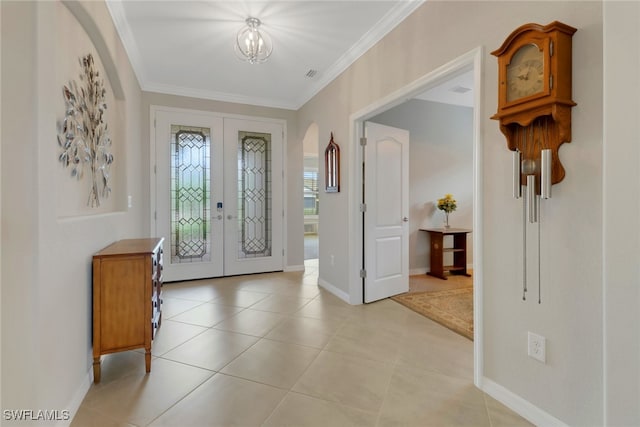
(145, 349), (151, 373)
(428, 233), (446, 280)
(93, 357), (101, 383)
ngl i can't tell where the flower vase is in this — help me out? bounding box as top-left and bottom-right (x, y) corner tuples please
(444, 212), (450, 228)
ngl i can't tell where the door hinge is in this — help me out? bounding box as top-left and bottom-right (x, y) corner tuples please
(549, 41), (554, 57)
(360, 203), (367, 213)
(360, 137), (367, 146)
(282, 249), (285, 256)
(153, 164), (157, 174)
(154, 118), (156, 128)
(549, 75), (553, 90)
(154, 211), (157, 220)
(360, 269), (367, 279)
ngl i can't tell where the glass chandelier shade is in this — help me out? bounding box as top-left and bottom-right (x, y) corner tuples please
(235, 17), (273, 64)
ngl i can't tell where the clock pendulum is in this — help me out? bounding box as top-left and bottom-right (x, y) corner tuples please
(491, 21), (577, 303)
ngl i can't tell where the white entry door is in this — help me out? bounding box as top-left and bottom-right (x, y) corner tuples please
(154, 108), (283, 282)
(223, 118), (284, 276)
(363, 121), (409, 303)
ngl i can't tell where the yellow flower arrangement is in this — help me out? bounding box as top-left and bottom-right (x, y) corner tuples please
(437, 194), (457, 213)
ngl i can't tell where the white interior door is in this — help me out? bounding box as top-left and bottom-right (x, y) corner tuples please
(223, 118), (284, 276)
(154, 110), (284, 281)
(155, 110), (224, 282)
(363, 121), (409, 303)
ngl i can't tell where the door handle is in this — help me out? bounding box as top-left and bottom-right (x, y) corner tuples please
(213, 214), (223, 220)
(227, 215), (236, 220)
(402, 217), (409, 222)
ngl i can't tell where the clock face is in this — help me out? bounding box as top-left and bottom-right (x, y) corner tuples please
(506, 43), (544, 102)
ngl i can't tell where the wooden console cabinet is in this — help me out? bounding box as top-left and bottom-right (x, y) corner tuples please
(421, 228), (472, 280)
(92, 238), (164, 383)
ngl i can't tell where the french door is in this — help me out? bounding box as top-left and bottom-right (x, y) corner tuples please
(153, 108), (283, 282)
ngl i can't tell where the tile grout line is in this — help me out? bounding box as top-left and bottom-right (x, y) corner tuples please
(142, 371), (219, 427)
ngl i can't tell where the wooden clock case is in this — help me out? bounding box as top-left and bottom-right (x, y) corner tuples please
(491, 21), (577, 191)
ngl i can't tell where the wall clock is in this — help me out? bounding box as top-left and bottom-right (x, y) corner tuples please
(491, 21), (577, 199)
(490, 21), (577, 303)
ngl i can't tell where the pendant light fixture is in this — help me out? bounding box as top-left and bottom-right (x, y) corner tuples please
(235, 17), (273, 64)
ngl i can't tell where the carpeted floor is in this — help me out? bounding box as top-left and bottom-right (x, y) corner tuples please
(392, 287), (474, 340)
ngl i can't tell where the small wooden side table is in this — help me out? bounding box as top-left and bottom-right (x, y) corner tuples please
(420, 228), (472, 280)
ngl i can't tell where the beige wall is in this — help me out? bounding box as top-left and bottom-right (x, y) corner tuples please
(603, 2), (640, 425)
(298, 1), (606, 425)
(2, 1), (39, 411)
(1, 0), (144, 416)
(140, 92), (303, 271)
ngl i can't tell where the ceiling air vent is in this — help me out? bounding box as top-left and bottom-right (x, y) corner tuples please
(450, 85), (471, 93)
(305, 69), (318, 78)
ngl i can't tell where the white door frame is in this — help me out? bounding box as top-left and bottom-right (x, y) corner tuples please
(347, 47), (484, 387)
(149, 105), (288, 277)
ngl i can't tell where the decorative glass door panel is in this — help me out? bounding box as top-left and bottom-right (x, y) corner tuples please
(237, 131), (272, 258)
(171, 126), (211, 263)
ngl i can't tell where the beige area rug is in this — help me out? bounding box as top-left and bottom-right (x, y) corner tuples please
(392, 288), (473, 340)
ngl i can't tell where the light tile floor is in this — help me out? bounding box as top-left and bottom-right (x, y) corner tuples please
(71, 260), (531, 427)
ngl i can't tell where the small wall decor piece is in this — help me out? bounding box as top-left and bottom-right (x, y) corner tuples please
(57, 53), (113, 207)
(325, 132), (340, 193)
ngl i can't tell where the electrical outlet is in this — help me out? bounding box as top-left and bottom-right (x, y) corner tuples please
(528, 332), (546, 363)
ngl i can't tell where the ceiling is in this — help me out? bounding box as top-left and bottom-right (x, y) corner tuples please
(106, 1), (473, 111)
(415, 70), (474, 108)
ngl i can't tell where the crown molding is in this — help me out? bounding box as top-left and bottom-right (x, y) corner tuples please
(105, 0), (147, 89)
(293, 0), (425, 109)
(143, 82), (298, 111)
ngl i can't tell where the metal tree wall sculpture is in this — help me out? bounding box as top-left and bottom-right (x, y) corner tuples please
(57, 54), (113, 207)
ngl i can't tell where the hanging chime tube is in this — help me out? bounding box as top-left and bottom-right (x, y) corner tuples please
(527, 175), (537, 223)
(522, 194), (527, 300)
(513, 150), (521, 199)
(541, 149), (552, 199)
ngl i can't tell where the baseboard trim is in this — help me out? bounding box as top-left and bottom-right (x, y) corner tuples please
(318, 278), (350, 303)
(481, 377), (568, 427)
(284, 264), (305, 272)
(63, 368), (92, 426)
